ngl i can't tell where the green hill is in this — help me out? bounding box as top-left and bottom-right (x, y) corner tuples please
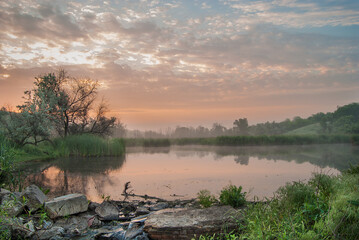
(284, 123), (322, 135)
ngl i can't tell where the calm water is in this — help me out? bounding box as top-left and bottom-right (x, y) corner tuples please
(24, 144), (359, 202)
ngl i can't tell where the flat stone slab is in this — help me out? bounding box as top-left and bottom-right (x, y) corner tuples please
(144, 206), (242, 240)
(45, 193), (88, 219)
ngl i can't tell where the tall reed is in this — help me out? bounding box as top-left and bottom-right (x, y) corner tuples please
(53, 134), (125, 157)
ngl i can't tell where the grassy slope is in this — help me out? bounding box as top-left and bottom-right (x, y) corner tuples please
(284, 123), (322, 135)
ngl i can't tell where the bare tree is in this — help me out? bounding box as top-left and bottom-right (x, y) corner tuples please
(1, 69), (119, 143)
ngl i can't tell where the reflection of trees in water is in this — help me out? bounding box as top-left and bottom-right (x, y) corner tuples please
(234, 155), (249, 165)
(126, 147), (170, 154)
(25, 156), (126, 198)
(166, 144), (359, 171)
(55, 156), (126, 174)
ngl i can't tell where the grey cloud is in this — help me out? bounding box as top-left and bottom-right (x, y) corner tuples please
(0, 2), (87, 43)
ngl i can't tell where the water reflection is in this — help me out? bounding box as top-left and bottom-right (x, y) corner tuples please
(23, 144), (359, 201)
(25, 156), (126, 202)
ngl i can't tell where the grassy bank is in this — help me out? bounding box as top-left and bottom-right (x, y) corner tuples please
(215, 135), (353, 146)
(198, 166), (359, 240)
(53, 134), (125, 157)
(0, 134), (126, 164)
(124, 135), (357, 147)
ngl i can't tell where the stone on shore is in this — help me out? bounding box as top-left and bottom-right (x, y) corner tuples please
(149, 202), (168, 211)
(135, 207), (150, 217)
(95, 201), (120, 220)
(0, 188), (11, 202)
(1, 192), (24, 217)
(45, 193), (88, 219)
(37, 226), (65, 240)
(21, 184), (47, 212)
(144, 206), (242, 240)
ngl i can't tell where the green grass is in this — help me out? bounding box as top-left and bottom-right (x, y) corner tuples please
(0, 133), (126, 163)
(197, 190), (217, 208)
(199, 168), (359, 240)
(285, 123), (322, 135)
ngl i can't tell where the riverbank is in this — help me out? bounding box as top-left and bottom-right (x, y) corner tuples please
(0, 134), (126, 164)
(1, 166), (359, 239)
(124, 134), (358, 147)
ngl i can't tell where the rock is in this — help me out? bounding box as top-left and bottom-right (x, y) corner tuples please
(1, 192), (23, 217)
(135, 207), (150, 217)
(144, 206), (242, 240)
(134, 234), (149, 240)
(24, 220), (36, 233)
(53, 214), (90, 233)
(21, 184), (47, 212)
(149, 202), (168, 211)
(88, 201), (100, 211)
(45, 193), (88, 219)
(11, 220), (35, 239)
(42, 220), (53, 230)
(95, 201), (120, 220)
(125, 222), (144, 239)
(94, 225), (125, 239)
(0, 188), (11, 201)
(122, 202), (137, 215)
(37, 226), (65, 240)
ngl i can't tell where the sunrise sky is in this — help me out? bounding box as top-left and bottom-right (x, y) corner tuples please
(0, 0), (358, 130)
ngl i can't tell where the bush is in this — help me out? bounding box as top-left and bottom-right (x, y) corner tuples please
(0, 143), (22, 191)
(219, 185), (246, 208)
(276, 181), (316, 211)
(197, 190), (217, 208)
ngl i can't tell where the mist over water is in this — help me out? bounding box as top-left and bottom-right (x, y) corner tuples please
(24, 144), (359, 202)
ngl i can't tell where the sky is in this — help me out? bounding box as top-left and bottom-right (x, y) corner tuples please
(0, 0), (358, 130)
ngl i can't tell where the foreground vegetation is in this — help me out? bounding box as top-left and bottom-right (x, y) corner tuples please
(197, 167), (359, 240)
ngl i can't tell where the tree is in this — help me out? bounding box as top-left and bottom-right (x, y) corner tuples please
(27, 69), (117, 137)
(211, 123), (227, 137)
(0, 102), (53, 146)
(1, 70), (118, 144)
(233, 118), (248, 135)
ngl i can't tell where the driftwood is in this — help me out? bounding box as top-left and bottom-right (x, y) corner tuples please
(121, 193), (167, 202)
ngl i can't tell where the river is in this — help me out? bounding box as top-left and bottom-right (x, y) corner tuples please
(24, 144), (359, 202)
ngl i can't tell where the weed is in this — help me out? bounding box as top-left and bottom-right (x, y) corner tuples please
(219, 185), (246, 208)
(197, 190), (217, 208)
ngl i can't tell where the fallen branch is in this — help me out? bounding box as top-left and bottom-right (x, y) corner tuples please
(121, 193), (167, 202)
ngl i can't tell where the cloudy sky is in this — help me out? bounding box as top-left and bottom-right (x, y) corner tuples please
(0, 0), (358, 130)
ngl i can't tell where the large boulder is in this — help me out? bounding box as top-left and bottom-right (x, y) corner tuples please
(144, 206), (242, 240)
(45, 193), (88, 219)
(21, 185), (47, 212)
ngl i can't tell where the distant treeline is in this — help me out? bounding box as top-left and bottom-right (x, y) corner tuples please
(123, 103), (359, 139)
(124, 134), (357, 147)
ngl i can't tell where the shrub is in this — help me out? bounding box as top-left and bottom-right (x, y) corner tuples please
(276, 181), (316, 211)
(343, 163), (359, 174)
(219, 185), (246, 208)
(0, 143), (22, 191)
(197, 190), (217, 208)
